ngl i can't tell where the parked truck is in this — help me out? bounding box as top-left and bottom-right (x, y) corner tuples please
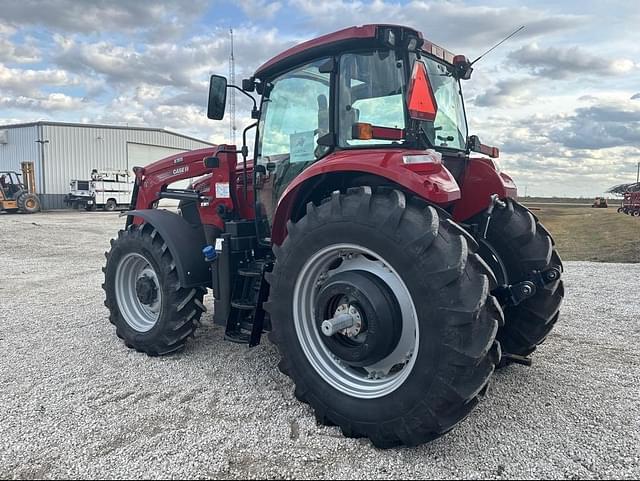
(65, 169), (132, 211)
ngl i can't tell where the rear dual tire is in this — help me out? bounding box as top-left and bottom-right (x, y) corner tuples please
(266, 187), (502, 448)
(475, 199), (564, 361)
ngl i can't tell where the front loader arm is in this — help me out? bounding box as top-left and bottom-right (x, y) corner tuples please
(129, 146), (239, 229)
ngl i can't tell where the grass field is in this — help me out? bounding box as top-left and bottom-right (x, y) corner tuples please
(524, 203), (639, 263)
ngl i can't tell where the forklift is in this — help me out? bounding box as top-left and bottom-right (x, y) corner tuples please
(0, 161), (41, 214)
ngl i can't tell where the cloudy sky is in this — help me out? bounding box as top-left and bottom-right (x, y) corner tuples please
(0, 0), (638, 197)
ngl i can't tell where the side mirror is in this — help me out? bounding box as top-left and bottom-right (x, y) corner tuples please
(207, 75), (228, 120)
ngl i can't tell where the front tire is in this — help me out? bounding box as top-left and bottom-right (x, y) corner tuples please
(105, 199), (117, 211)
(103, 224), (206, 355)
(17, 192), (41, 213)
(266, 188), (502, 448)
(476, 199), (564, 362)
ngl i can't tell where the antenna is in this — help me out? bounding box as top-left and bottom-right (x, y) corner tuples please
(470, 25), (525, 66)
(229, 28), (237, 145)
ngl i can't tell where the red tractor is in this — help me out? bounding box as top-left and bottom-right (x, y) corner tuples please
(103, 25), (563, 448)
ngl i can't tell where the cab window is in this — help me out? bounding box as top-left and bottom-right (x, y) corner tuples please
(338, 50), (405, 146)
(258, 59), (331, 162)
(256, 59), (331, 216)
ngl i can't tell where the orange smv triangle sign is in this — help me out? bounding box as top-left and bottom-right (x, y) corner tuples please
(407, 61), (438, 122)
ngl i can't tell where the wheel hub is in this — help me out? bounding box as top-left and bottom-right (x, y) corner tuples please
(314, 270), (402, 367)
(136, 275), (158, 305)
(115, 253), (162, 333)
(294, 245), (420, 399)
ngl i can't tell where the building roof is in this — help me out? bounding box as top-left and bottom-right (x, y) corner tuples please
(0, 121), (214, 146)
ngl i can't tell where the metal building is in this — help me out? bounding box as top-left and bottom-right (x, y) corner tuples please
(0, 121), (213, 209)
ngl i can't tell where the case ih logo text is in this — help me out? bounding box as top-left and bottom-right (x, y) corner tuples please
(173, 166), (189, 176)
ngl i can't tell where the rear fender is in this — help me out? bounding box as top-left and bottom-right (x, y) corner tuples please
(126, 209), (211, 289)
(271, 149), (461, 245)
(452, 157), (518, 222)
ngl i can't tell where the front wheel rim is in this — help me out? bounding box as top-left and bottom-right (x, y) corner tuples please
(293, 243), (419, 399)
(115, 253), (162, 332)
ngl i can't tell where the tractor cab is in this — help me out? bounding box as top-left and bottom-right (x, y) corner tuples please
(207, 25), (501, 242)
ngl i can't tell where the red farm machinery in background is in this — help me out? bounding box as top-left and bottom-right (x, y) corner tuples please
(102, 25), (564, 448)
(610, 182), (640, 216)
(618, 191), (640, 216)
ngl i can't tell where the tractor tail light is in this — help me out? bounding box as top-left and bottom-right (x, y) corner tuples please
(407, 61), (437, 122)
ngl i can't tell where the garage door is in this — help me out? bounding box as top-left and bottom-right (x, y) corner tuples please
(127, 143), (187, 169)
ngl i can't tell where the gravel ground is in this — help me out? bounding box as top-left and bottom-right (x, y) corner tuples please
(1, 210), (638, 480)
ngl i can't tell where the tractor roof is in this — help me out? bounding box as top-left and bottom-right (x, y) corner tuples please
(255, 24), (458, 79)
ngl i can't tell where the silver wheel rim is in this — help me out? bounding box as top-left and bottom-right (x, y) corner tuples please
(115, 253), (162, 332)
(293, 243), (419, 399)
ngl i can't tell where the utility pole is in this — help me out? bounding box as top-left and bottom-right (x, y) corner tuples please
(229, 28), (237, 145)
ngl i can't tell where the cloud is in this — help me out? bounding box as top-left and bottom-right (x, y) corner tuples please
(0, 64), (74, 96)
(632, 93), (640, 100)
(289, 0), (587, 51)
(472, 78), (536, 108)
(52, 26), (296, 94)
(94, 97), (230, 144)
(507, 43), (636, 79)
(551, 102), (640, 149)
(478, 98), (640, 160)
(0, 25), (40, 64)
(0, 0), (208, 39)
(240, 0), (282, 19)
(0, 93), (85, 111)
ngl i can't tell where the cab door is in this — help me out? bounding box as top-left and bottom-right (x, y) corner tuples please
(254, 58), (332, 227)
